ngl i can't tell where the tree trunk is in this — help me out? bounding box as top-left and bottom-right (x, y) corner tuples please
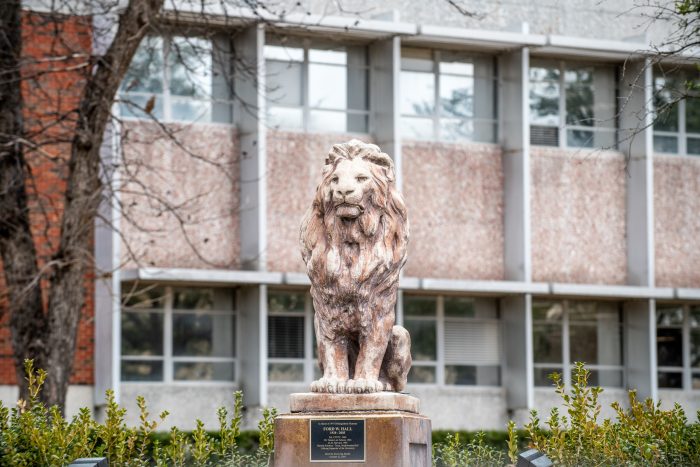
(0, 0), (49, 402)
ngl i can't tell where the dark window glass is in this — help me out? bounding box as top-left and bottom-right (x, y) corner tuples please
(121, 360), (163, 382)
(121, 312), (163, 356)
(268, 316), (304, 358)
(658, 371), (683, 389)
(657, 328), (683, 367)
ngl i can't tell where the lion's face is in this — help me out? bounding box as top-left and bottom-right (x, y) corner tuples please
(327, 158), (374, 220)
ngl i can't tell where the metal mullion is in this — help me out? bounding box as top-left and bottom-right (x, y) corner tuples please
(122, 355), (166, 361)
(559, 61), (567, 148)
(171, 356), (236, 362)
(680, 97), (688, 155)
(562, 300), (571, 388)
(436, 295), (445, 386)
(304, 294), (314, 383)
(163, 36), (172, 122)
(433, 50), (441, 141)
(683, 305), (692, 390)
(164, 286), (174, 383)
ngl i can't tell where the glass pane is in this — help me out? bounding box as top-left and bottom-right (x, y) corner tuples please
(440, 61), (473, 76)
(347, 67), (368, 111)
(266, 60), (303, 107)
(309, 64), (347, 109)
(121, 36), (163, 93)
(534, 367), (562, 387)
(653, 135), (679, 153)
(530, 81), (560, 126)
(444, 297), (475, 318)
(309, 48), (346, 65)
(264, 45), (303, 62)
(404, 296), (437, 317)
(173, 313), (235, 357)
(408, 365), (436, 383)
(174, 362), (234, 381)
(268, 362), (304, 382)
(122, 286), (166, 309)
(308, 110), (347, 133)
(169, 37), (212, 99)
(532, 301), (563, 322)
(569, 301), (618, 323)
(440, 118), (474, 142)
(401, 117), (434, 140)
(691, 306), (700, 327)
(530, 66), (560, 82)
(657, 305), (684, 326)
(401, 71), (435, 116)
(122, 312), (163, 356)
(565, 84), (594, 127)
(653, 75), (680, 132)
(693, 372), (700, 390)
(439, 75), (474, 118)
(691, 329), (700, 368)
(267, 106), (303, 130)
(122, 360), (163, 382)
(171, 99), (212, 123)
(268, 316), (304, 358)
(404, 319), (437, 361)
(119, 94), (164, 120)
(687, 96), (700, 133)
(658, 371), (683, 389)
(533, 324), (562, 363)
(564, 68), (593, 85)
(569, 325), (598, 364)
(688, 137), (700, 155)
(657, 328), (683, 367)
(269, 291), (306, 313)
(575, 369), (623, 387)
(401, 48), (433, 72)
(445, 365), (500, 386)
(567, 129), (594, 148)
(347, 113), (369, 133)
(172, 288), (214, 310)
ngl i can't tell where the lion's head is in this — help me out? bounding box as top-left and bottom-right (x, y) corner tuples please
(300, 140), (409, 287)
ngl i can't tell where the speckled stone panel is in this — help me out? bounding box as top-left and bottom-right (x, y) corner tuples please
(120, 121), (240, 269)
(530, 146), (627, 285)
(266, 131), (373, 273)
(402, 141), (504, 280)
(654, 155), (700, 287)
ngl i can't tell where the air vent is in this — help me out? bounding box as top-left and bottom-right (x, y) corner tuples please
(530, 125), (559, 146)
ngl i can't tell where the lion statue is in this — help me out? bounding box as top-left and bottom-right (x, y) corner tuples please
(300, 139), (411, 394)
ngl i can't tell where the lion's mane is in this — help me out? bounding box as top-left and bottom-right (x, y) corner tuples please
(300, 140), (409, 325)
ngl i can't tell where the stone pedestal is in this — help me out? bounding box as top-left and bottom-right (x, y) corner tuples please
(274, 393), (432, 467)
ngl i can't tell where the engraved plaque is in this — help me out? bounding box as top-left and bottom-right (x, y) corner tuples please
(309, 419), (365, 462)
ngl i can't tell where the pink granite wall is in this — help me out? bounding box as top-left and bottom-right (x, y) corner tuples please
(266, 131), (371, 272)
(530, 146), (626, 284)
(402, 141), (504, 280)
(120, 122), (240, 269)
(654, 155), (700, 287)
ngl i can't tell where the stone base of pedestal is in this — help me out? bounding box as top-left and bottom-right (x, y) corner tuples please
(289, 392), (420, 413)
(274, 411), (431, 467)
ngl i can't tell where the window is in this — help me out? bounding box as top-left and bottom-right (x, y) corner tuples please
(532, 300), (624, 387)
(529, 61), (616, 148)
(121, 286), (236, 382)
(119, 35), (232, 123)
(656, 304), (700, 389)
(403, 295), (501, 386)
(400, 48), (497, 143)
(264, 39), (369, 133)
(653, 70), (700, 155)
(267, 290), (319, 382)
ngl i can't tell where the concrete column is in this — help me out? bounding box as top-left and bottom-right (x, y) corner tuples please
(619, 59), (657, 400)
(234, 24), (267, 271)
(498, 47), (533, 412)
(369, 37), (402, 190)
(239, 285), (268, 407)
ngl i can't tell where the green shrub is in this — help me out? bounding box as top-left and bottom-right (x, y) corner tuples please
(0, 360), (276, 466)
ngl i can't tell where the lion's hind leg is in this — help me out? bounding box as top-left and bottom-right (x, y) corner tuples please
(379, 325), (412, 392)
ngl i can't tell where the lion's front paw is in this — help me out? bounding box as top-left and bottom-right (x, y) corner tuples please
(311, 377), (346, 393)
(347, 378), (384, 393)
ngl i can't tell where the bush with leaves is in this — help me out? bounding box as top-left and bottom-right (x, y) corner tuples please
(0, 360), (276, 466)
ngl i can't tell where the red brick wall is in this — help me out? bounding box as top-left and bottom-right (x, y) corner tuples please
(0, 12), (94, 385)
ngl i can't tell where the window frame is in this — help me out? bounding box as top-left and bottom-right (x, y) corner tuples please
(264, 38), (371, 135)
(119, 34), (234, 124)
(653, 70), (700, 156)
(532, 299), (625, 389)
(267, 289), (318, 384)
(529, 59), (618, 149)
(399, 48), (499, 143)
(120, 285), (238, 385)
(403, 294), (502, 388)
(656, 303), (700, 390)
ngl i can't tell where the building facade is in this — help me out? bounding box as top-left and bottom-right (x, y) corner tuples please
(2, 1), (700, 431)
